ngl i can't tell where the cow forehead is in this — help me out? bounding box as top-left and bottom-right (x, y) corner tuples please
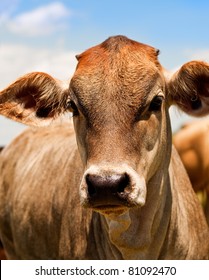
(75, 35), (161, 69)
(72, 36), (162, 85)
(70, 36), (164, 112)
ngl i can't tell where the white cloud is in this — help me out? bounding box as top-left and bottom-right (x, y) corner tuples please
(4, 2), (71, 36)
(0, 43), (77, 89)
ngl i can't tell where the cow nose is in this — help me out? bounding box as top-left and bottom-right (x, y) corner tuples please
(86, 173), (130, 198)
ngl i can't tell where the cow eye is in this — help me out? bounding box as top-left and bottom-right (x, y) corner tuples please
(67, 100), (79, 116)
(148, 95), (164, 112)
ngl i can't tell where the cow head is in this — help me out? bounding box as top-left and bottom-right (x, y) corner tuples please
(69, 36), (169, 215)
(1, 35), (209, 216)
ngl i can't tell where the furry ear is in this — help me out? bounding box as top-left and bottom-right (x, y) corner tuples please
(0, 72), (69, 126)
(168, 61), (209, 116)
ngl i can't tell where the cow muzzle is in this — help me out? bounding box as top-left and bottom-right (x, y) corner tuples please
(80, 164), (147, 215)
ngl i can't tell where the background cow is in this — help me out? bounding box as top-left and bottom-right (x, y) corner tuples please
(0, 36), (209, 259)
(173, 118), (209, 225)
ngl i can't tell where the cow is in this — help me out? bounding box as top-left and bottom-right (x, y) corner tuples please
(173, 118), (209, 225)
(0, 35), (209, 259)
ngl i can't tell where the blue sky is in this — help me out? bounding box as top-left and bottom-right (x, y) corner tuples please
(1, 0), (209, 67)
(1, 0), (209, 145)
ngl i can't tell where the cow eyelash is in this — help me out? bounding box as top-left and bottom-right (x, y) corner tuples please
(148, 95), (164, 112)
(67, 100), (79, 116)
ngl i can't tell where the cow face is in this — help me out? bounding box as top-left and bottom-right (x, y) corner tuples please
(69, 36), (170, 215)
(1, 35), (209, 216)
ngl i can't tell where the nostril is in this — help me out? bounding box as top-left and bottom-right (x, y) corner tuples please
(117, 173), (130, 194)
(86, 174), (97, 197)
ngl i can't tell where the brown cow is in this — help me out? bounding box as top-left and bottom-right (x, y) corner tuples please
(173, 118), (209, 225)
(0, 35), (209, 259)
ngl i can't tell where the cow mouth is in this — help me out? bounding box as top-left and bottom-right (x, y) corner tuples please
(91, 204), (130, 216)
(82, 194), (141, 215)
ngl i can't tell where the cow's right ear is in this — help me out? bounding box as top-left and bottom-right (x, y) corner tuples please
(0, 72), (69, 126)
(167, 61), (209, 116)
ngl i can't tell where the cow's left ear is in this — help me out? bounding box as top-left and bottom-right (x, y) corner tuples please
(0, 72), (69, 126)
(168, 61), (209, 116)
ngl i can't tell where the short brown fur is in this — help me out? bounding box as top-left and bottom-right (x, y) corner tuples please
(0, 36), (209, 259)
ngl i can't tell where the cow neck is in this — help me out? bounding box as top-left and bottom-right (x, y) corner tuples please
(101, 172), (172, 259)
